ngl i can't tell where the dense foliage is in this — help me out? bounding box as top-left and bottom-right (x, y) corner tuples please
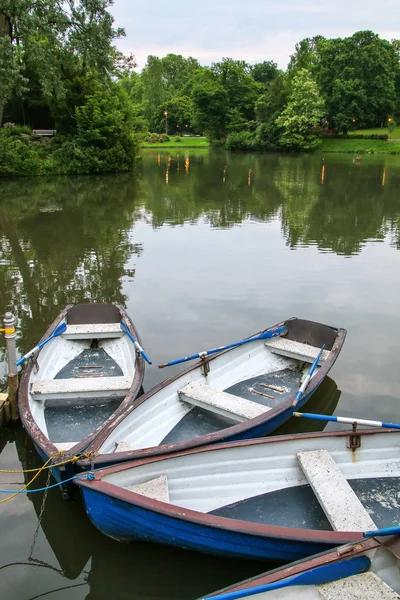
(1, 18), (400, 176)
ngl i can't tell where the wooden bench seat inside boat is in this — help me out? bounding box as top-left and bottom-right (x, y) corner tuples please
(63, 303), (123, 339)
(297, 449), (376, 531)
(318, 572), (398, 599)
(178, 381), (270, 423)
(62, 323), (124, 339)
(125, 475), (169, 503)
(31, 376), (133, 400)
(265, 338), (331, 364)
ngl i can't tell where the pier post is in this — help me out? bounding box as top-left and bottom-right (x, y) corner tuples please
(3, 312), (19, 422)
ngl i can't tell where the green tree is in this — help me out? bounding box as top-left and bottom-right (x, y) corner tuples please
(318, 32), (398, 131)
(275, 69), (325, 150)
(191, 71), (229, 139)
(56, 85), (138, 174)
(0, 0), (130, 126)
(250, 61), (279, 87)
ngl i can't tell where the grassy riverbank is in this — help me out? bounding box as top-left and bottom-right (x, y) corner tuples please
(321, 138), (400, 154)
(140, 137), (209, 148)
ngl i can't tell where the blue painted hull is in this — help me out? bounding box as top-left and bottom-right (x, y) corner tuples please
(80, 486), (337, 562)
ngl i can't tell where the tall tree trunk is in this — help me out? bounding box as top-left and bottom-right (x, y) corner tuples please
(0, 12), (11, 127)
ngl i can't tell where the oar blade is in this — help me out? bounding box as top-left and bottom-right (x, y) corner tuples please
(206, 555), (370, 600)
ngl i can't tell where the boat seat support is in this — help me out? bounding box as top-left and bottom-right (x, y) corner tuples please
(31, 376), (133, 400)
(297, 449), (376, 531)
(178, 381), (270, 423)
(265, 338), (330, 364)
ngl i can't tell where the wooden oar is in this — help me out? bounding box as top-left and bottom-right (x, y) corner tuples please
(17, 322), (67, 367)
(158, 325), (288, 368)
(292, 344), (325, 407)
(293, 412), (400, 430)
(202, 555), (370, 600)
(120, 321), (152, 365)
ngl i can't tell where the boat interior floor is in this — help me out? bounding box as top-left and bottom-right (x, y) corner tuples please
(54, 348), (123, 379)
(45, 398), (122, 443)
(209, 477), (400, 531)
(44, 347), (124, 444)
(160, 368), (301, 446)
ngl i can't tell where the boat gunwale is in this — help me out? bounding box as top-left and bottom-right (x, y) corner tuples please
(201, 537), (382, 597)
(76, 428), (399, 544)
(18, 302), (145, 460)
(79, 318), (346, 467)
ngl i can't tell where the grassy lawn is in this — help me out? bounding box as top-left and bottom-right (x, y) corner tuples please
(320, 138), (400, 154)
(349, 126), (400, 138)
(141, 137), (209, 148)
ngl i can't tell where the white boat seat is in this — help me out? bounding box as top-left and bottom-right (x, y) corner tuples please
(62, 323), (123, 340)
(125, 475), (169, 503)
(318, 572), (398, 599)
(178, 381), (270, 423)
(265, 338), (330, 364)
(297, 449), (376, 531)
(31, 376), (133, 400)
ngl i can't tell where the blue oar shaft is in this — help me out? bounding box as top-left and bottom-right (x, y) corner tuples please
(120, 322), (152, 365)
(202, 555), (370, 600)
(159, 325), (288, 368)
(294, 412), (400, 430)
(17, 322), (67, 366)
(364, 526), (400, 538)
(292, 344), (325, 407)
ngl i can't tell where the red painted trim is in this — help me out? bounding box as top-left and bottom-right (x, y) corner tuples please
(80, 319), (346, 467)
(18, 303), (145, 461)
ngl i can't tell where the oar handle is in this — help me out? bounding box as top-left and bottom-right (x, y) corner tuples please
(292, 344), (325, 407)
(120, 322), (152, 365)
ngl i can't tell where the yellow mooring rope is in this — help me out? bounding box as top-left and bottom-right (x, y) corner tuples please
(0, 453), (58, 504)
(0, 451), (94, 504)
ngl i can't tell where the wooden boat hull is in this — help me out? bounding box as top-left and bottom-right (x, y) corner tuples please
(19, 303), (145, 497)
(79, 318), (346, 471)
(76, 429), (400, 561)
(202, 536), (400, 598)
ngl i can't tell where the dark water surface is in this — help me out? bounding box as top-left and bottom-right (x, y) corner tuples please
(0, 150), (400, 599)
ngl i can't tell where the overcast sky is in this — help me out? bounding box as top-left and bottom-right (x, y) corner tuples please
(112, 0), (399, 70)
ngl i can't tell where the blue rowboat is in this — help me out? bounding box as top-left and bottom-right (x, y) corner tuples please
(75, 428), (400, 561)
(18, 302), (146, 498)
(201, 536), (400, 599)
(79, 318), (346, 471)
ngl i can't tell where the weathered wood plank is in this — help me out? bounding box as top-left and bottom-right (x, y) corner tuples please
(318, 572), (398, 599)
(63, 323), (123, 339)
(265, 338), (330, 364)
(179, 381), (270, 423)
(31, 375), (133, 399)
(297, 449), (376, 531)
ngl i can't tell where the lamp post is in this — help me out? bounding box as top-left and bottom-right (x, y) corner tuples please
(164, 110), (168, 135)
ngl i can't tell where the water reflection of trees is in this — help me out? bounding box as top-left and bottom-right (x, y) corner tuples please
(137, 151), (400, 255)
(0, 176), (142, 355)
(1, 153), (399, 355)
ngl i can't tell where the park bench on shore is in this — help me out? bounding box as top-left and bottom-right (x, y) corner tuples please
(32, 129), (57, 136)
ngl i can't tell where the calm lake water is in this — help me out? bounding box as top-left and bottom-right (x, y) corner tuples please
(0, 149), (400, 599)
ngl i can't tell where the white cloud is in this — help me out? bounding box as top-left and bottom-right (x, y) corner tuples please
(113, 0), (400, 70)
